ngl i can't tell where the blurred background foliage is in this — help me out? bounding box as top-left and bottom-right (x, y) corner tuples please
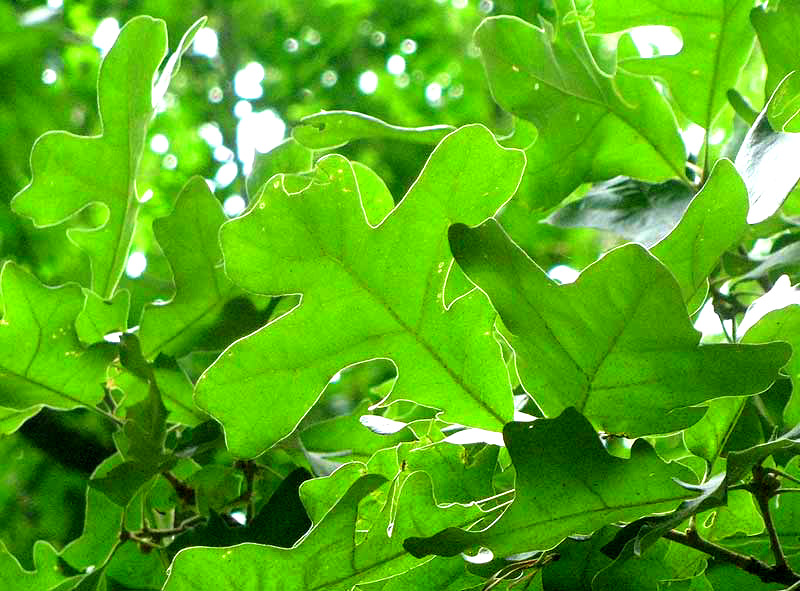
(0, 0), (605, 567)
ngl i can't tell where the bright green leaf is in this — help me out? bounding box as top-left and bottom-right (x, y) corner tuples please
(196, 125), (523, 457)
(0, 540), (77, 591)
(247, 138), (313, 200)
(75, 289), (129, 346)
(164, 472), (479, 591)
(0, 262), (115, 412)
(476, 14), (685, 210)
(449, 219), (791, 437)
(590, 0), (756, 131)
(11, 16), (168, 298)
(742, 304), (800, 426)
(751, 1), (800, 97)
(651, 159), (748, 305)
(292, 110), (454, 149)
(139, 177), (251, 360)
(767, 71), (800, 133)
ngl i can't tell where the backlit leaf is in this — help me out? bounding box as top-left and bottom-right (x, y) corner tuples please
(449, 219), (790, 437)
(0, 262), (115, 412)
(404, 408), (696, 559)
(196, 125), (523, 457)
(476, 13), (685, 210)
(11, 17), (168, 298)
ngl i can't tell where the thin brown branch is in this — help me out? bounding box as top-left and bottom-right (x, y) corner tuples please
(662, 529), (799, 586)
(753, 465), (791, 572)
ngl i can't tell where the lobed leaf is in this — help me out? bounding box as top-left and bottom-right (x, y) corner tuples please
(590, 0), (756, 131)
(651, 159), (748, 306)
(0, 262), (115, 413)
(195, 125), (524, 457)
(11, 17), (168, 297)
(404, 408), (697, 559)
(292, 110), (455, 149)
(449, 219), (791, 437)
(476, 13), (685, 210)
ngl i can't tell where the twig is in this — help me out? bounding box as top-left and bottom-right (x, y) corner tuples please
(768, 467), (800, 487)
(662, 529), (799, 585)
(752, 465), (791, 573)
(163, 471), (196, 505)
(124, 514), (205, 546)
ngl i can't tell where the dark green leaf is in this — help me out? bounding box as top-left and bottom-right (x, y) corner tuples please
(546, 177), (694, 248)
(404, 408), (696, 559)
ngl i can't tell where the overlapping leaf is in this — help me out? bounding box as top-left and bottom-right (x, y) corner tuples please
(11, 16), (201, 298)
(449, 219), (790, 437)
(546, 177), (694, 248)
(651, 159), (748, 306)
(404, 408), (697, 559)
(589, 0), (755, 131)
(751, 1), (800, 97)
(292, 110), (455, 150)
(743, 304), (800, 426)
(476, 11), (685, 210)
(139, 177), (250, 360)
(195, 125), (524, 457)
(735, 73), (800, 224)
(0, 262), (114, 413)
(164, 472), (481, 591)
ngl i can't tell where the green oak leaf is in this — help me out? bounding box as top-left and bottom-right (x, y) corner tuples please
(111, 354), (205, 427)
(300, 399), (417, 461)
(601, 473), (727, 559)
(751, 1), (800, 98)
(0, 405), (40, 436)
(75, 289), (129, 345)
(60, 454), (126, 571)
(651, 159), (748, 305)
(403, 408), (696, 559)
(10, 17), (193, 298)
(545, 177), (695, 248)
(449, 219), (791, 437)
(589, 0), (755, 131)
(726, 422), (800, 484)
(356, 556), (483, 591)
(292, 110), (454, 149)
(735, 73), (800, 224)
(164, 471), (480, 591)
(0, 262), (115, 412)
(247, 138), (313, 200)
(742, 305), (800, 426)
(767, 71), (800, 133)
(139, 177), (253, 360)
(475, 13), (685, 210)
(0, 540), (77, 590)
(196, 125), (524, 457)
